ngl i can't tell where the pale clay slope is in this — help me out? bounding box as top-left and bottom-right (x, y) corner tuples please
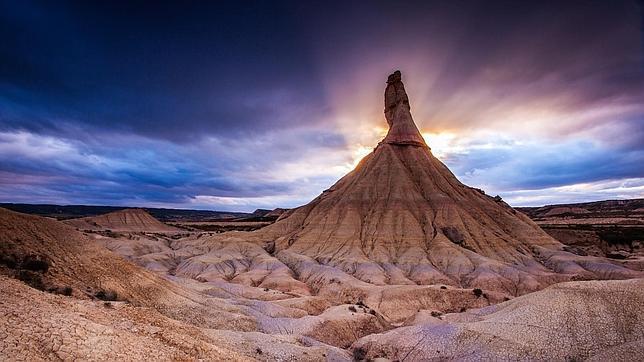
(0, 208), (378, 360)
(353, 278), (644, 361)
(0, 276), (247, 361)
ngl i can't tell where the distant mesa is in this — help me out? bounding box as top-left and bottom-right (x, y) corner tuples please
(65, 208), (180, 232)
(250, 209), (273, 217)
(250, 208), (287, 218)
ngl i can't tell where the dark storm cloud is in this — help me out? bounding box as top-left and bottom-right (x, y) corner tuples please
(0, 1), (329, 141)
(0, 0), (642, 209)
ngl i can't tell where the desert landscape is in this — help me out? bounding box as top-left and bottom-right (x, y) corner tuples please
(2, 1), (643, 361)
(1, 71), (642, 361)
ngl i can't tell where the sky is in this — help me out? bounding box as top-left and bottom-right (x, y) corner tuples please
(1, 0), (643, 212)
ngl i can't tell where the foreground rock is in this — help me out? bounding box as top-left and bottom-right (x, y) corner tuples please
(0, 276), (247, 361)
(352, 278), (644, 361)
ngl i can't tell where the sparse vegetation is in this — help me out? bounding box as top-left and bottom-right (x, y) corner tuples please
(21, 255), (49, 272)
(473, 288), (483, 298)
(95, 289), (118, 301)
(0, 253), (17, 269)
(352, 346), (367, 361)
(255, 348), (263, 355)
(348, 305), (357, 312)
(17, 270), (45, 290)
(431, 311), (442, 317)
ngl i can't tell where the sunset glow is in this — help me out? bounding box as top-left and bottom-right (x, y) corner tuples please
(421, 132), (459, 159)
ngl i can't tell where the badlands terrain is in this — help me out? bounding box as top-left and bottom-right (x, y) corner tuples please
(1, 72), (643, 361)
(518, 199), (644, 263)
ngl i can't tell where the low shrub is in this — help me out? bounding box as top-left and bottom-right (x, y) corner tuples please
(95, 290), (118, 301)
(21, 255), (49, 273)
(348, 306), (357, 313)
(473, 288), (483, 298)
(0, 253), (17, 269)
(18, 270), (45, 290)
(352, 347), (367, 361)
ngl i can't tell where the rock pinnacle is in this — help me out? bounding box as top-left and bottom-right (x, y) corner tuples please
(382, 70), (427, 147)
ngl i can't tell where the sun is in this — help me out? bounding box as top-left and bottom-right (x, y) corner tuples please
(351, 145), (374, 167)
(421, 132), (458, 158)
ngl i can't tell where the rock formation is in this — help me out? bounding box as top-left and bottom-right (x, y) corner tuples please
(65, 208), (180, 232)
(200, 71), (639, 298)
(383, 70), (427, 146)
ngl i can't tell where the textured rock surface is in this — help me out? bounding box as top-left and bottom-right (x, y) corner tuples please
(352, 278), (644, 361)
(0, 208), (256, 331)
(0, 276), (247, 361)
(383, 70), (427, 146)
(0, 208), (379, 360)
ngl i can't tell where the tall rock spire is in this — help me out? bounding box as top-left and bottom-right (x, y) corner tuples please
(382, 70), (427, 147)
(192, 70), (639, 302)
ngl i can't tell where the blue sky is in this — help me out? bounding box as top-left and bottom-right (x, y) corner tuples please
(1, 1), (643, 211)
